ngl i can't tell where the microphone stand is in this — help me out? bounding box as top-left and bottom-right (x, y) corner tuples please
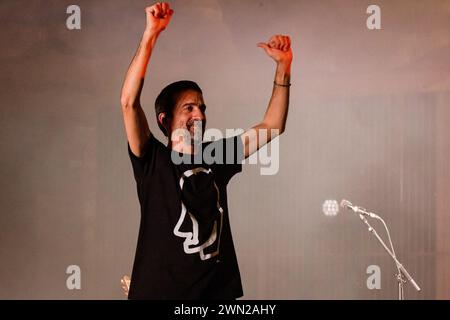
(357, 213), (421, 300)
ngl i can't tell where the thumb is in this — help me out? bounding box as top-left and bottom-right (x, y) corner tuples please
(257, 42), (271, 54)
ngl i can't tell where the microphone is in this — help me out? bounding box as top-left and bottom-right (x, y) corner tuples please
(340, 199), (380, 219)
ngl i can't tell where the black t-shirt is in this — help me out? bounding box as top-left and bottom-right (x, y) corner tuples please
(127, 134), (244, 300)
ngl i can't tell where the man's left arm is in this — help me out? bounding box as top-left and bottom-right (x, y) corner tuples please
(241, 34), (293, 158)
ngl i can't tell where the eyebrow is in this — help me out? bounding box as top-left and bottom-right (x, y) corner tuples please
(181, 102), (206, 108)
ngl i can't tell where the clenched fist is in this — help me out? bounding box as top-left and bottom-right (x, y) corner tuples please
(258, 35), (293, 66)
(145, 2), (174, 34)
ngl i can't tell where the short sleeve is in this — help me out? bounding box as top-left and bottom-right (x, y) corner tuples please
(127, 135), (158, 184)
(209, 135), (244, 185)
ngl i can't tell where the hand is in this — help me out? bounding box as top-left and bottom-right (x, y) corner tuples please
(258, 34), (293, 66)
(145, 2), (174, 34)
(120, 275), (131, 297)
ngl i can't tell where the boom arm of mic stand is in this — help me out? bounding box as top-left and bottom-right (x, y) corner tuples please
(357, 214), (421, 293)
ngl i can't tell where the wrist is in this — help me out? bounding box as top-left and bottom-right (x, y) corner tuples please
(275, 62), (291, 85)
(142, 29), (160, 44)
(276, 60), (292, 73)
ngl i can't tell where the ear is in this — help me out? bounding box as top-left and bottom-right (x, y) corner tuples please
(158, 112), (167, 126)
(158, 112), (171, 136)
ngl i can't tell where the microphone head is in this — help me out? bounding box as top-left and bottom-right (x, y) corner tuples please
(340, 199), (352, 209)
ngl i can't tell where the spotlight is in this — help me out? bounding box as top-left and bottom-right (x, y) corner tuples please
(322, 199), (339, 217)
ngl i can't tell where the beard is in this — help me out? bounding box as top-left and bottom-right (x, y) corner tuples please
(186, 119), (205, 145)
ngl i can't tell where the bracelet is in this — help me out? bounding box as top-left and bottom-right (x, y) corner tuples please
(274, 81), (291, 87)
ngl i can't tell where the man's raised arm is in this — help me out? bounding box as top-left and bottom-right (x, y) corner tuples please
(120, 3), (173, 157)
(241, 35), (293, 159)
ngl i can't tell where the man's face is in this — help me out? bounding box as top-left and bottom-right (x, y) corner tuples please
(167, 89), (207, 142)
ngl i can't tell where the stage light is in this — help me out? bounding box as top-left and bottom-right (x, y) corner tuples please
(322, 199), (339, 217)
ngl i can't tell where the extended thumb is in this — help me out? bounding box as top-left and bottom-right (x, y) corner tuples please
(257, 42), (270, 52)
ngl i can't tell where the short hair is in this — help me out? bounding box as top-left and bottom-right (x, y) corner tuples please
(155, 80), (203, 136)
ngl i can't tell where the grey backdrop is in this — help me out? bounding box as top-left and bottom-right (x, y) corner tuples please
(1, 0), (449, 299)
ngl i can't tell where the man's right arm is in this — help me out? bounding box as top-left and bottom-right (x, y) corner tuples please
(120, 3), (174, 157)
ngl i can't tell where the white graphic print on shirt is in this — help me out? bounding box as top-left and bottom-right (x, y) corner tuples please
(173, 167), (224, 260)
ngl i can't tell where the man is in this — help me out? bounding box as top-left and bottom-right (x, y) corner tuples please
(120, 2), (292, 299)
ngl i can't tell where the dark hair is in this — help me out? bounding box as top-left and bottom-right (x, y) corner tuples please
(155, 80), (203, 136)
